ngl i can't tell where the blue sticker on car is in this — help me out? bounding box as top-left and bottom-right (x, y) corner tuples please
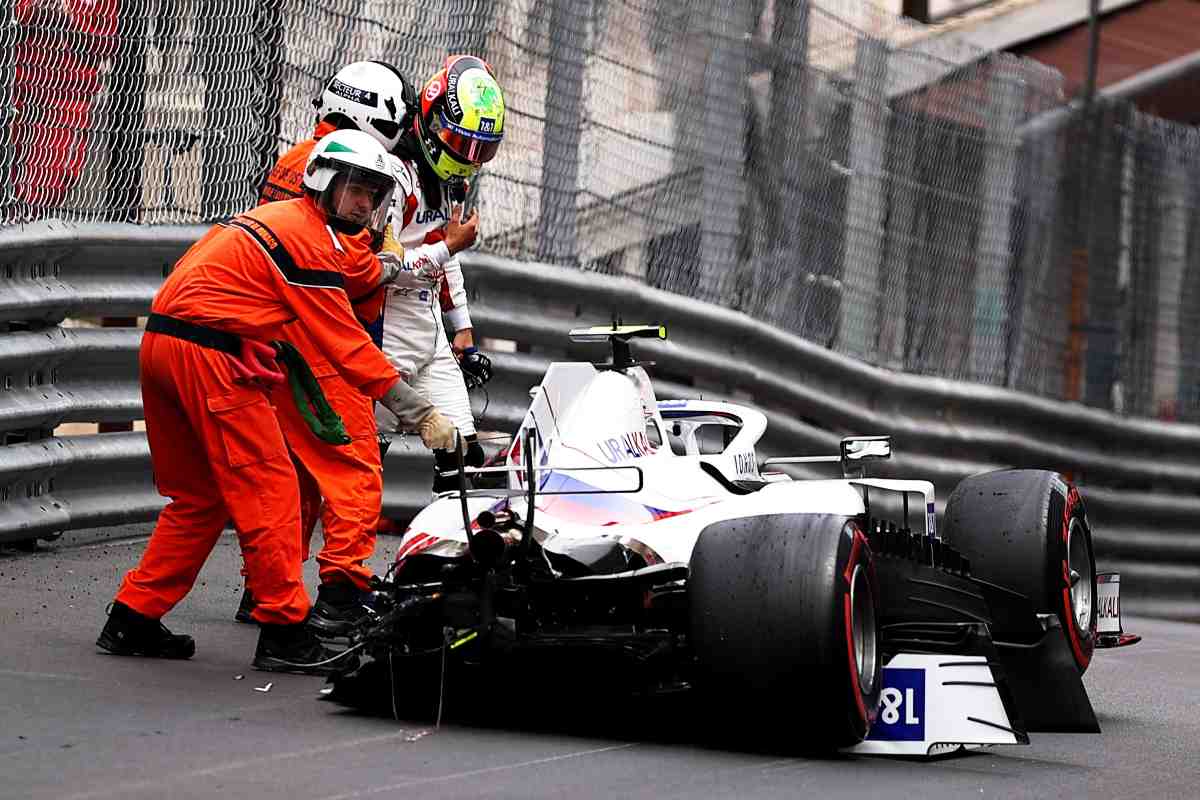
(866, 667), (925, 741)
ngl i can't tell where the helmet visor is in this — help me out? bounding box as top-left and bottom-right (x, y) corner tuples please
(322, 164), (395, 237)
(431, 110), (502, 165)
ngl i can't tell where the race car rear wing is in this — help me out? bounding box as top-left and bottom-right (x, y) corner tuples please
(849, 478), (937, 540)
(1096, 572), (1141, 648)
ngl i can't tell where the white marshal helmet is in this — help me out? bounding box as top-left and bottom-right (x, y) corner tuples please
(313, 60), (416, 152)
(303, 129), (396, 238)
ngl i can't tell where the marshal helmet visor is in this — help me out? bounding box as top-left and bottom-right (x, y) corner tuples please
(317, 163), (395, 238)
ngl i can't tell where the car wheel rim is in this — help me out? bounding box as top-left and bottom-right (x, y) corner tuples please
(1067, 516), (1094, 635)
(849, 563), (878, 695)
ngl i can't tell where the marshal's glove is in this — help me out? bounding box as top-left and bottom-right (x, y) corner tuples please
(417, 409), (457, 451)
(378, 224), (446, 289)
(460, 346), (492, 389)
(379, 379), (458, 450)
(229, 338), (285, 390)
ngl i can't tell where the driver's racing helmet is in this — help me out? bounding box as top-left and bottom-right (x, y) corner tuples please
(303, 129), (396, 239)
(313, 60), (417, 152)
(415, 55), (506, 182)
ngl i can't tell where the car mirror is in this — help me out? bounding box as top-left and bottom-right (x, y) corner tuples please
(841, 436), (891, 462)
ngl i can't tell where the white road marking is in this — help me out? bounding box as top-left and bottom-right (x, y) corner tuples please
(68, 536), (152, 551)
(319, 743), (639, 799)
(55, 730), (428, 800)
(0, 668), (93, 682)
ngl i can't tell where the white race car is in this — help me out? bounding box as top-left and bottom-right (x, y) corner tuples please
(329, 325), (1139, 755)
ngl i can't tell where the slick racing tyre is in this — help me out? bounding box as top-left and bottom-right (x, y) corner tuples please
(688, 514), (881, 749)
(943, 469), (1098, 673)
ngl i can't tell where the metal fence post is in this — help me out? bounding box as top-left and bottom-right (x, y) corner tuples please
(1151, 140), (1189, 420)
(750, 0), (809, 324)
(1009, 107), (1068, 397)
(535, 0), (587, 266)
(970, 58), (1022, 383)
(878, 111), (918, 370)
(839, 36), (888, 362)
(761, 1), (808, 251)
(1081, 102), (1127, 410)
(104, 0), (150, 223)
(696, 0), (751, 305)
(250, 2), (286, 203)
(0, 2), (16, 223)
(201, 0), (267, 220)
(1126, 117), (1162, 417)
(200, 0), (231, 220)
(1179, 160), (1200, 422)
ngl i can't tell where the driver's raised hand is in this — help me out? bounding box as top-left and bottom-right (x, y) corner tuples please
(443, 205), (479, 255)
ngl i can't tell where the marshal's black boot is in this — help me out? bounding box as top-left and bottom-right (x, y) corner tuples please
(234, 586), (256, 624)
(96, 601), (196, 659)
(253, 622), (357, 676)
(306, 582), (374, 638)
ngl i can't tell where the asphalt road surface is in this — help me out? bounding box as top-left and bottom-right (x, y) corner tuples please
(1, 523), (1197, 800)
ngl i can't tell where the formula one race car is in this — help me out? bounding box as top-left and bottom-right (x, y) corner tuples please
(327, 325), (1139, 755)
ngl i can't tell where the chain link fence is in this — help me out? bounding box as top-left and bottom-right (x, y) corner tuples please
(2, 0), (1198, 420)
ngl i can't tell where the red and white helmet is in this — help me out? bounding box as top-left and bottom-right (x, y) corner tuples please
(414, 55), (507, 181)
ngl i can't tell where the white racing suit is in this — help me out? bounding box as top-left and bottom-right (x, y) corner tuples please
(377, 153), (476, 441)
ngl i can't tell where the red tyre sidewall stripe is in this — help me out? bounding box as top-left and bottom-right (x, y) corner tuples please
(841, 523), (874, 727)
(1060, 487), (1093, 671)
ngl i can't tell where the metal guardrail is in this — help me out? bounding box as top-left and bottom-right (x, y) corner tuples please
(0, 221), (206, 323)
(1, 225), (1197, 618)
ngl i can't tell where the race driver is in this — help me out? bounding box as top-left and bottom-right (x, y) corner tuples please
(377, 54), (505, 495)
(96, 129), (456, 675)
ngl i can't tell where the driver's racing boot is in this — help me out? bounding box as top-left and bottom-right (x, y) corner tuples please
(431, 436), (486, 493)
(432, 447), (461, 494)
(253, 623), (358, 676)
(306, 581), (374, 639)
(97, 601), (196, 659)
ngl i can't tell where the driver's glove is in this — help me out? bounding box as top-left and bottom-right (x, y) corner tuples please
(460, 347), (493, 389)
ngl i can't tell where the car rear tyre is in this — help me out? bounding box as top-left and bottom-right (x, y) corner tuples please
(688, 513), (881, 749)
(943, 469), (1097, 673)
